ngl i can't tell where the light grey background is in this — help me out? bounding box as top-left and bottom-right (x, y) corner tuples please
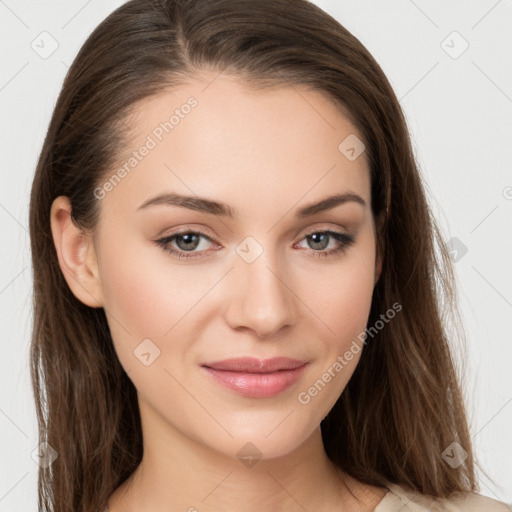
(1, 0), (511, 509)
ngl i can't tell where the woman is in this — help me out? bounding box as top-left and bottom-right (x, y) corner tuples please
(28, 0), (510, 511)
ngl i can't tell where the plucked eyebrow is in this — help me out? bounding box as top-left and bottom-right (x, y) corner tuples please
(137, 192), (366, 219)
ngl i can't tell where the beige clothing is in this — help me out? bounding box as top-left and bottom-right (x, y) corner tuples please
(375, 481), (511, 511)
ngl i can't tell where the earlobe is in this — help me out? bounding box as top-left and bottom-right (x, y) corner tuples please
(50, 196), (104, 308)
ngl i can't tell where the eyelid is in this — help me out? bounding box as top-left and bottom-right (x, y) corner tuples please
(155, 224), (215, 238)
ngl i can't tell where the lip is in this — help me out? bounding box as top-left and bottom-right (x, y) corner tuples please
(200, 357), (309, 398)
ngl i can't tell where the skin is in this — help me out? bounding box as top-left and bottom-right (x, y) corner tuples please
(50, 71), (387, 511)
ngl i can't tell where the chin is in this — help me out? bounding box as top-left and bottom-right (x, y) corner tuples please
(197, 419), (317, 464)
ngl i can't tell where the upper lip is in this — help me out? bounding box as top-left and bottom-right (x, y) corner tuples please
(201, 357), (308, 373)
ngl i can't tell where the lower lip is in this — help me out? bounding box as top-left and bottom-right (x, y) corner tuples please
(200, 364), (308, 398)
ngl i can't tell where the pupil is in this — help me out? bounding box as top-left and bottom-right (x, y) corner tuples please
(178, 234), (198, 251)
(309, 233), (328, 250)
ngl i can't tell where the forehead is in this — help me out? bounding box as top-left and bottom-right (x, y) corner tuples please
(100, 72), (371, 219)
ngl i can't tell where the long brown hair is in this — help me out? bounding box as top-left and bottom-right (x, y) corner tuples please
(29, 0), (481, 510)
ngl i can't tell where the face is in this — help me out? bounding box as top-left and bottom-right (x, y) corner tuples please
(55, 72), (382, 461)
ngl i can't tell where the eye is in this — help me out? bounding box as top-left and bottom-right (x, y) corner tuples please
(295, 230), (355, 258)
(154, 228), (355, 260)
(155, 229), (216, 259)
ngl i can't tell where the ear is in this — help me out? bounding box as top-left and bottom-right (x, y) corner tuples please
(50, 196), (104, 308)
(374, 210), (386, 286)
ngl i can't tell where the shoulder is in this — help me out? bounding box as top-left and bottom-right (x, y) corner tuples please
(375, 481), (511, 512)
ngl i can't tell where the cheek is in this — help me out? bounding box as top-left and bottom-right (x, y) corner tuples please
(99, 237), (199, 335)
(294, 263), (375, 415)
(300, 253), (376, 343)
(327, 277), (374, 342)
(97, 235), (222, 374)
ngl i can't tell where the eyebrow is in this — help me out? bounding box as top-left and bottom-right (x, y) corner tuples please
(137, 192), (366, 219)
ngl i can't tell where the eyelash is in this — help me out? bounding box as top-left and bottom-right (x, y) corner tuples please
(154, 228), (355, 260)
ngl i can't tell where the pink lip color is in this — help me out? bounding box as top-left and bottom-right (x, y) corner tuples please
(200, 357), (308, 398)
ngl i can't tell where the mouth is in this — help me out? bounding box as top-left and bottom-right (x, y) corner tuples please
(200, 357), (309, 398)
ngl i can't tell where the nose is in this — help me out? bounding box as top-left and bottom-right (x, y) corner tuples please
(224, 248), (296, 338)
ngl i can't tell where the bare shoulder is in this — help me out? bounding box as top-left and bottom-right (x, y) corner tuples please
(377, 482), (511, 512)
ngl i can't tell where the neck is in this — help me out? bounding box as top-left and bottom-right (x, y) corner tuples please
(108, 397), (385, 512)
